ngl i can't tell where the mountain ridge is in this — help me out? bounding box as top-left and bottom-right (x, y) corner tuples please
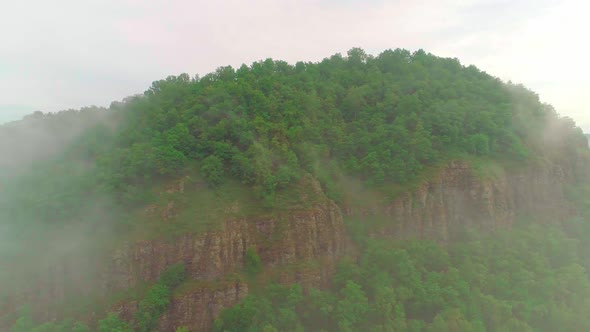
(2, 48), (590, 331)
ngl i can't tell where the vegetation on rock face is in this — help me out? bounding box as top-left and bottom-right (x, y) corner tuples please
(245, 247), (262, 277)
(215, 211), (590, 332)
(133, 264), (187, 332)
(1, 48), (589, 330)
(97, 313), (132, 332)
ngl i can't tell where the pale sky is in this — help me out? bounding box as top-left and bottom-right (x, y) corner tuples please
(1, 0), (588, 130)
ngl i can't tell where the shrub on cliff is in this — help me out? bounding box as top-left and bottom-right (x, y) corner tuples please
(159, 263), (187, 289)
(98, 313), (132, 332)
(135, 263), (187, 332)
(135, 283), (171, 332)
(245, 247), (262, 276)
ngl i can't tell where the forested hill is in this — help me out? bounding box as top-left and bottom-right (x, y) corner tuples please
(2, 48), (590, 331)
(0, 48), (586, 221)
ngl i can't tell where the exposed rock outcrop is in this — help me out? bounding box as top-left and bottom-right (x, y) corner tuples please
(347, 160), (578, 243)
(106, 199), (345, 331)
(108, 200), (345, 290)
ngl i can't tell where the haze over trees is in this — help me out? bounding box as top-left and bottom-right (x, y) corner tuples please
(1, 48), (584, 219)
(1, 48), (589, 331)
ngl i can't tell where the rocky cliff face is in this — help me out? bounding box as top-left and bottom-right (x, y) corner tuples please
(347, 159), (579, 243)
(108, 199), (345, 331)
(108, 200), (344, 290)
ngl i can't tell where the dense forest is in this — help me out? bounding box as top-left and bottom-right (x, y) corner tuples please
(1, 48), (589, 331)
(1, 48), (585, 222)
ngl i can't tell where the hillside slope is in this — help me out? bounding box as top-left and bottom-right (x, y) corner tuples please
(1, 48), (589, 331)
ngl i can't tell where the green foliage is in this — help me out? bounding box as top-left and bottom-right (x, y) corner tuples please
(213, 296), (259, 332)
(335, 281), (369, 331)
(466, 134), (490, 156)
(98, 313), (132, 332)
(213, 284), (304, 332)
(216, 218), (590, 331)
(159, 263), (187, 289)
(153, 144), (187, 176)
(245, 247), (262, 276)
(9, 307), (34, 332)
(201, 155), (225, 186)
(135, 283), (171, 332)
(134, 264), (187, 332)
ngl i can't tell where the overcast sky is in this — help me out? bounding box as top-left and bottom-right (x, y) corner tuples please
(1, 0), (588, 130)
